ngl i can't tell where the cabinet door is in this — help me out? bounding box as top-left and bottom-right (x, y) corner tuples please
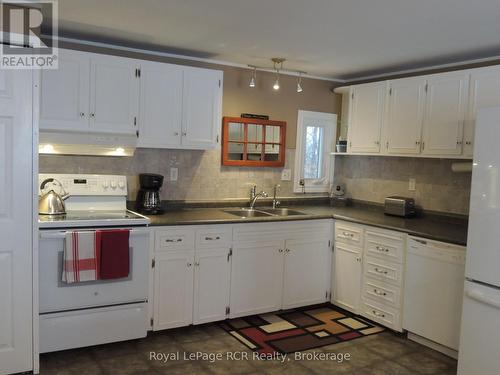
(348, 82), (385, 153)
(385, 77), (426, 154)
(39, 49), (90, 131)
(181, 67), (222, 149)
(465, 66), (500, 157)
(422, 72), (468, 156)
(137, 62), (183, 148)
(89, 54), (139, 135)
(282, 239), (331, 309)
(0, 71), (33, 375)
(193, 248), (231, 324)
(332, 243), (362, 314)
(153, 251), (194, 330)
(229, 241), (284, 318)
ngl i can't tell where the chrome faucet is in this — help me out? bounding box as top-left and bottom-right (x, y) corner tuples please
(272, 184), (281, 209)
(249, 185), (268, 209)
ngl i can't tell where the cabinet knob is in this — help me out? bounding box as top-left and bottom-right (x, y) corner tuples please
(195, 262), (200, 267)
(174, 132), (179, 136)
(285, 249), (290, 253)
(182, 132), (187, 136)
(80, 112), (85, 117)
(278, 249), (284, 253)
(90, 113), (95, 118)
(187, 262), (192, 267)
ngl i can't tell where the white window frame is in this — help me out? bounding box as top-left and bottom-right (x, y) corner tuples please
(294, 110), (337, 193)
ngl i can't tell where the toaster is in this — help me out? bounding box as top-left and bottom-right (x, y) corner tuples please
(384, 196), (416, 217)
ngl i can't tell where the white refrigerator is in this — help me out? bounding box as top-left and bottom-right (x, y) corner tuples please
(458, 106), (500, 375)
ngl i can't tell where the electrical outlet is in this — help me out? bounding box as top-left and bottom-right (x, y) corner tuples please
(281, 169), (291, 181)
(409, 178), (416, 191)
(170, 167), (178, 182)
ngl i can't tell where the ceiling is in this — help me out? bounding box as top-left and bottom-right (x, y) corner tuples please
(51, 0), (500, 80)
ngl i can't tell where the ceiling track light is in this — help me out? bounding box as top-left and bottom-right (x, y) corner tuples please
(296, 72), (303, 93)
(249, 66), (256, 88)
(247, 58), (306, 93)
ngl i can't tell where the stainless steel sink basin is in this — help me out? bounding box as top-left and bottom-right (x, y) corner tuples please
(259, 208), (307, 216)
(223, 209), (273, 218)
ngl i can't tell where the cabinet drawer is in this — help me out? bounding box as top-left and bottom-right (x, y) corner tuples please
(364, 256), (403, 286)
(335, 222), (363, 247)
(365, 230), (405, 263)
(361, 299), (401, 332)
(362, 276), (401, 307)
(195, 226), (232, 249)
(155, 228), (195, 251)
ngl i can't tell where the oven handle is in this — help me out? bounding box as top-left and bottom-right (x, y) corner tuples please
(39, 228), (150, 239)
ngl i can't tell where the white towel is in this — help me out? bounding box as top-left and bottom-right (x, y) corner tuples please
(62, 231), (100, 283)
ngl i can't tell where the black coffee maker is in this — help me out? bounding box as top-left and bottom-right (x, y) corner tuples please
(136, 173), (164, 214)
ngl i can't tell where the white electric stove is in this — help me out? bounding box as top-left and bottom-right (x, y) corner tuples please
(38, 174), (151, 353)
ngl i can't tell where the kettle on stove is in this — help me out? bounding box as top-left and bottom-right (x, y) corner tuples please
(38, 178), (70, 215)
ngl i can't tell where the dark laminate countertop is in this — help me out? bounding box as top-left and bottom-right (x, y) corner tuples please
(144, 203), (468, 246)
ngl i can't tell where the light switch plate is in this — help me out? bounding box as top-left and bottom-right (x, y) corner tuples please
(170, 167), (178, 182)
(281, 169), (291, 181)
(409, 178), (416, 191)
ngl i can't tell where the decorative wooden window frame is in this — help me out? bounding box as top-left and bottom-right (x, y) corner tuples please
(221, 117), (286, 167)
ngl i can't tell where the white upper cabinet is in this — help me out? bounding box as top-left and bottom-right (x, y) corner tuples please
(348, 82), (385, 153)
(39, 48), (223, 149)
(421, 71), (469, 156)
(40, 49), (90, 132)
(89, 54), (139, 135)
(384, 77), (426, 155)
(465, 66), (500, 158)
(137, 62), (183, 148)
(181, 67), (222, 149)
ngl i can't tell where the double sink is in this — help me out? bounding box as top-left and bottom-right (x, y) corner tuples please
(223, 207), (307, 218)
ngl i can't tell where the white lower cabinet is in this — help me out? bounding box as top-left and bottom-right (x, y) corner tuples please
(152, 225), (231, 330)
(153, 251), (194, 330)
(332, 242), (362, 313)
(229, 240), (285, 318)
(193, 248), (231, 324)
(282, 238), (331, 308)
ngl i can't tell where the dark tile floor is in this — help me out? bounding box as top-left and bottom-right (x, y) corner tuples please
(40, 323), (457, 374)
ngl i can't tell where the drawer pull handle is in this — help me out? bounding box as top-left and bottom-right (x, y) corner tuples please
(372, 310), (386, 318)
(165, 238), (183, 243)
(373, 289), (387, 296)
(205, 236), (221, 241)
(341, 231), (355, 238)
(374, 267), (388, 275)
(375, 246), (390, 252)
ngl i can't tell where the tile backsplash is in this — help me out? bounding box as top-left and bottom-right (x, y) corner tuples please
(39, 148), (302, 202)
(333, 156), (472, 215)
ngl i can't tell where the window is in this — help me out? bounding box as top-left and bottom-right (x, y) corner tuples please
(294, 110), (337, 193)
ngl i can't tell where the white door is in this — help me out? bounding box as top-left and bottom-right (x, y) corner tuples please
(89, 54), (139, 135)
(465, 66), (500, 157)
(153, 251), (194, 330)
(282, 239), (330, 309)
(333, 243), (362, 314)
(422, 72), (468, 156)
(385, 77), (426, 154)
(39, 49), (90, 132)
(137, 62), (183, 148)
(181, 67), (222, 149)
(0, 70), (33, 374)
(193, 248), (230, 324)
(229, 241), (284, 318)
(458, 281), (500, 375)
(348, 82), (385, 153)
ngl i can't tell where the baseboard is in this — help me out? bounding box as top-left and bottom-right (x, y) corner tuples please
(407, 332), (458, 359)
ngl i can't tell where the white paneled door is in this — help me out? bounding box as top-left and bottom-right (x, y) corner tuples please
(0, 70), (33, 375)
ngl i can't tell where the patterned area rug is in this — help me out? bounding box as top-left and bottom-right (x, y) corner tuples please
(219, 304), (384, 354)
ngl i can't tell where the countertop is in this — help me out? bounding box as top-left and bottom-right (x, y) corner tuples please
(144, 203), (468, 246)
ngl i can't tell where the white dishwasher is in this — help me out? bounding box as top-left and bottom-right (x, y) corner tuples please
(403, 236), (466, 353)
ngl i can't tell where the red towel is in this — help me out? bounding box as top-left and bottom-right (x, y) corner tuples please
(98, 229), (130, 280)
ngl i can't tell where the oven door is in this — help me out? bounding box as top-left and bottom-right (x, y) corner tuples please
(39, 227), (150, 314)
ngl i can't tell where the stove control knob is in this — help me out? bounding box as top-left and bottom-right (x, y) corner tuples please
(102, 181), (109, 189)
(110, 181), (117, 189)
(118, 181), (125, 189)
